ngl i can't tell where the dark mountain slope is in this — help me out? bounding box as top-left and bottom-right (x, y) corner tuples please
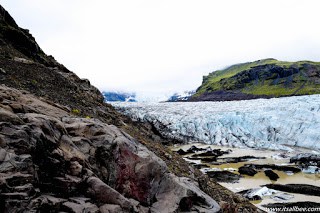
(192, 58), (320, 101)
(0, 5), (259, 213)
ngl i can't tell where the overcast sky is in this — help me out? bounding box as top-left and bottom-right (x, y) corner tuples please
(2, 0), (320, 100)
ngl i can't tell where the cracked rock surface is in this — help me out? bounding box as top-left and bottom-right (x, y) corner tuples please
(0, 85), (220, 212)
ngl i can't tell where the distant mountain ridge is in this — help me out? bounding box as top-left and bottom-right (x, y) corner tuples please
(102, 91), (136, 102)
(191, 58), (320, 101)
(167, 90), (195, 102)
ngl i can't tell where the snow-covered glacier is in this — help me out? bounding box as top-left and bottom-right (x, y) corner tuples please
(112, 95), (320, 151)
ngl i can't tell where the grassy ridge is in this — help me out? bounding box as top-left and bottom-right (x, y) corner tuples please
(195, 58), (320, 98)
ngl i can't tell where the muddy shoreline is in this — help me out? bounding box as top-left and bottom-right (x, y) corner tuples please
(171, 143), (320, 211)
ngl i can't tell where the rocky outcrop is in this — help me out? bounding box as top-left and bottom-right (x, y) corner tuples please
(0, 85), (221, 212)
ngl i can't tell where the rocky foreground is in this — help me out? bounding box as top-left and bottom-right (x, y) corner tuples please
(0, 85), (223, 212)
(0, 4), (259, 213)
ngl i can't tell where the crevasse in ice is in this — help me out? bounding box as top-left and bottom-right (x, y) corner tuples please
(112, 95), (320, 151)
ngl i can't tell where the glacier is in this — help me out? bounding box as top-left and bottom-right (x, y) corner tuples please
(112, 95), (320, 151)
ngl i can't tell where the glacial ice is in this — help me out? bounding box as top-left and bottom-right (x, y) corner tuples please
(112, 95), (320, 151)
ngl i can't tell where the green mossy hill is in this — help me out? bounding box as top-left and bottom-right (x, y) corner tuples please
(193, 58), (320, 101)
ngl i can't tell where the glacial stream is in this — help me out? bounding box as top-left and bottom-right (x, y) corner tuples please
(171, 143), (320, 211)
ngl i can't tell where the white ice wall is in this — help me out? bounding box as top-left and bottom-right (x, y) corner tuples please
(112, 95), (320, 151)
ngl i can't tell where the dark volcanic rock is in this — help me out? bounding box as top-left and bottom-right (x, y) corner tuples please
(175, 145), (209, 155)
(219, 155), (266, 164)
(245, 163), (301, 173)
(264, 170), (279, 181)
(290, 153), (320, 167)
(192, 164), (210, 169)
(199, 156), (218, 163)
(176, 148), (194, 155)
(206, 171), (241, 183)
(238, 166), (258, 176)
(192, 149), (229, 157)
(264, 184), (320, 196)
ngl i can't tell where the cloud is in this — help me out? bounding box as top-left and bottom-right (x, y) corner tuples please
(2, 0), (320, 100)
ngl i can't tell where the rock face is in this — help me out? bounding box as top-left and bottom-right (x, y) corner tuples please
(113, 95), (320, 151)
(0, 85), (220, 212)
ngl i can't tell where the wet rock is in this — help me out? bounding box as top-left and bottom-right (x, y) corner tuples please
(193, 163), (210, 169)
(245, 163), (301, 173)
(192, 149), (229, 157)
(176, 148), (193, 155)
(199, 156), (218, 163)
(264, 170), (279, 181)
(188, 145), (208, 152)
(175, 145), (213, 155)
(206, 171), (241, 183)
(238, 166), (257, 176)
(264, 184), (320, 196)
(218, 155), (266, 163)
